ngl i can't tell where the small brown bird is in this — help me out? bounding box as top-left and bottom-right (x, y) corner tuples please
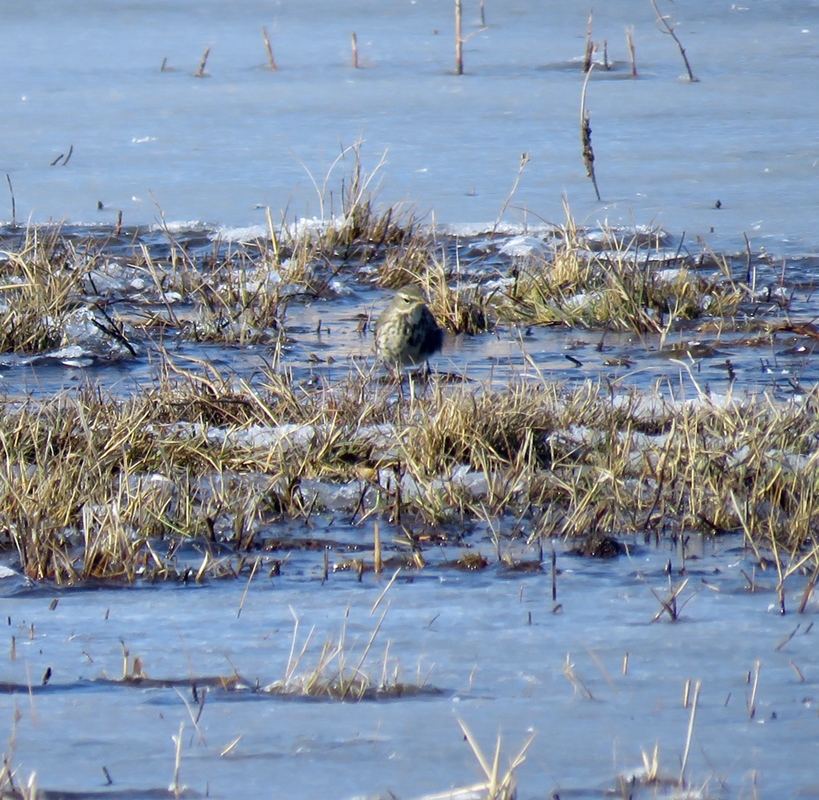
(374, 285), (443, 369)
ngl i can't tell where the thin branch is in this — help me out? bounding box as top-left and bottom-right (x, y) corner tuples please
(491, 152), (530, 236)
(649, 0), (698, 82)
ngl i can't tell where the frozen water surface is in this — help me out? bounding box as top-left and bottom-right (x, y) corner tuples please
(3, 535), (818, 798)
(2, 1), (819, 797)
(1, 0), (818, 256)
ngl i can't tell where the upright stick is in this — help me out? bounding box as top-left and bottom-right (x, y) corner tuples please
(455, 0), (464, 75)
(626, 26), (637, 78)
(6, 174), (15, 228)
(195, 46), (210, 78)
(262, 27), (277, 70)
(679, 680), (701, 787)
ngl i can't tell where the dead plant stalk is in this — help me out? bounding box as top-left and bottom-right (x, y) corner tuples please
(650, 0), (697, 81)
(580, 65), (601, 201)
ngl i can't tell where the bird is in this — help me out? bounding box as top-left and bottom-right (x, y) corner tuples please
(373, 285), (443, 370)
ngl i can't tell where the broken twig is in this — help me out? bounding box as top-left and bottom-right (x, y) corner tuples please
(650, 0), (697, 81)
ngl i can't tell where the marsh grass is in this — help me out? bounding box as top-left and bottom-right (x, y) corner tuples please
(1, 352), (818, 585)
(454, 719), (534, 800)
(186, 244), (289, 345)
(263, 604), (437, 700)
(498, 218), (744, 333)
(425, 256), (496, 334)
(649, 576), (694, 622)
(0, 145), (430, 353)
(0, 162), (760, 361)
(0, 228), (96, 352)
(0, 708), (42, 800)
(0, 156), (816, 585)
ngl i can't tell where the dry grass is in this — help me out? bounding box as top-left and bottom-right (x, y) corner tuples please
(0, 144), (430, 354)
(0, 228), (100, 352)
(0, 158), (759, 360)
(0, 704), (53, 800)
(261, 603), (437, 700)
(496, 215), (744, 334)
(96, 596), (434, 702)
(452, 719), (534, 800)
(0, 353), (817, 584)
